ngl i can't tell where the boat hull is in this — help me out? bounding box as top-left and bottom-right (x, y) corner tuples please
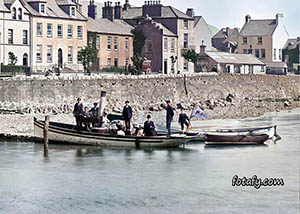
(204, 133), (269, 145)
(34, 119), (193, 148)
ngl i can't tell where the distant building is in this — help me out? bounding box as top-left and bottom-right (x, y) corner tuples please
(196, 44), (265, 74)
(212, 27), (240, 53)
(87, 1), (133, 71)
(237, 14), (289, 74)
(0, 0), (30, 67)
(190, 9), (213, 52)
(282, 37), (300, 73)
(135, 17), (178, 74)
(122, 1), (195, 73)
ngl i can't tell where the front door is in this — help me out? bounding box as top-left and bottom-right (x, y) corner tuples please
(164, 60), (168, 74)
(58, 48), (63, 68)
(23, 53), (28, 66)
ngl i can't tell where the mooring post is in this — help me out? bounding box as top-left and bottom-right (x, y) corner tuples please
(44, 115), (50, 156)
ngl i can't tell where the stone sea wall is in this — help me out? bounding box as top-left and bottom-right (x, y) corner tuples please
(0, 73), (299, 119)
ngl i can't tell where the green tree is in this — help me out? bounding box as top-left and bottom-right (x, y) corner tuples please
(182, 49), (197, 63)
(132, 29), (146, 56)
(78, 46), (97, 75)
(131, 55), (144, 75)
(8, 52), (17, 76)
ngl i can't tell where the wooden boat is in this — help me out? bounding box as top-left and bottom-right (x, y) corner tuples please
(34, 118), (196, 148)
(204, 133), (269, 145)
(201, 125), (280, 140)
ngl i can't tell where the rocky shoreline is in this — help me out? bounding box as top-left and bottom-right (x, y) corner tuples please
(0, 98), (299, 138)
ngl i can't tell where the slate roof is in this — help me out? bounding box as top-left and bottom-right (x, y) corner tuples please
(0, 1), (9, 12)
(265, 61), (287, 68)
(213, 28), (240, 41)
(240, 19), (278, 36)
(194, 16), (202, 27)
(122, 6), (193, 20)
(56, 0), (76, 6)
(153, 22), (176, 36)
(206, 51), (265, 65)
(283, 38), (300, 50)
(87, 18), (134, 36)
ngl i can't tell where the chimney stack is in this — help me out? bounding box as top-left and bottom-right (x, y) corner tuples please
(102, 1), (114, 21)
(226, 27), (230, 37)
(276, 13), (283, 24)
(114, 1), (122, 19)
(186, 8), (194, 17)
(245, 14), (251, 23)
(88, 0), (97, 19)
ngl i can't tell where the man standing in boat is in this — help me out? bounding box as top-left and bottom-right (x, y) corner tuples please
(122, 101), (132, 135)
(73, 97), (84, 132)
(166, 100), (174, 137)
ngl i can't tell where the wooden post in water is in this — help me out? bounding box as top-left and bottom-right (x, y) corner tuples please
(44, 115), (49, 156)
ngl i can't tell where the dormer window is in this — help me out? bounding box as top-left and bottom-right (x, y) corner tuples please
(71, 7), (76, 16)
(40, 4), (45, 13)
(18, 8), (22, 20)
(12, 7), (16, 19)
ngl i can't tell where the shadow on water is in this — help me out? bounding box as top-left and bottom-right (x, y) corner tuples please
(204, 144), (269, 150)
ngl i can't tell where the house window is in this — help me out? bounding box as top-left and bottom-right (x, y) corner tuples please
(8, 29), (13, 44)
(184, 59), (188, 71)
(125, 58), (129, 66)
(107, 58), (111, 66)
(146, 40), (152, 52)
(12, 7), (16, 19)
(77, 26), (82, 40)
(243, 37), (247, 44)
(71, 7), (76, 16)
(114, 37), (118, 50)
(47, 45), (52, 63)
(171, 38), (175, 53)
(40, 4), (45, 13)
(243, 49), (247, 54)
(37, 23), (42, 36)
(184, 33), (188, 48)
(164, 38), (168, 52)
(68, 46), (73, 63)
(114, 58), (118, 67)
(107, 36), (112, 50)
(18, 8), (22, 20)
(125, 37), (129, 51)
(67, 25), (73, 39)
(258, 37), (262, 45)
(36, 45), (42, 63)
(57, 24), (63, 38)
(77, 46), (82, 64)
(47, 23), (52, 38)
(96, 36), (100, 50)
(274, 48), (276, 60)
(184, 20), (188, 29)
(255, 49), (259, 58)
(261, 49), (266, 58)
(279, 49), (282, 60)
(23, 30), (28, 45)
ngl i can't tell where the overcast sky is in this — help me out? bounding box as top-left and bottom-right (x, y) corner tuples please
(115, 0), (299, 37)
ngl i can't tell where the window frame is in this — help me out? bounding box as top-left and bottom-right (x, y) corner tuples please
(243, 37), (247, 44)
(47, 23), (53, 38)
(57, 24), (63, 38)
(36, 44), (42, 63)
(47, 45), (53, 63)
(8, 29), (13, 44)
(164, 37), (168, 52)
(77, 26), (83, 40)
(257, 37), (262, 45)
(18, 8), (22, 20)
(23, 30), (28, 45)
(37, 23), (42, 37)
(184, 33), (188, 49)
(114, 37), (118, 51)
(125, 37), (129, 52)
(68, 46), (73, 63)
(67, 25), (73, 39)
(107, 36), (112, 50)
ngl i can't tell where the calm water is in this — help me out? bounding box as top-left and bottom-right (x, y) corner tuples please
(0, 110), (299, 214)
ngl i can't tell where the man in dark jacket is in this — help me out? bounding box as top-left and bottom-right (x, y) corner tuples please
(122, 101), (132, 135)
(73, 97), (84, 132)
(166, 100), (174, 136)
(178, 108), (191, 133)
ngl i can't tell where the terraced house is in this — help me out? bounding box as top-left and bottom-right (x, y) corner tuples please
(0, 0), (30, 67)
(2, 0), (87, 72)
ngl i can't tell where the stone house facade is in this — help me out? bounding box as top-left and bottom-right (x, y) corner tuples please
(87, 1), (133, 71)
(122, 1), (195, 73)
(0, 0), (30, 67)
(282, 37), (300, 72)
(237, 14), (289, 65)
(212, 27), (240, 53)
(135, 18), (178, 74)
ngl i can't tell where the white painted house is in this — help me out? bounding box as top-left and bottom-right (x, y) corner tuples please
(0, 0), (30, 67)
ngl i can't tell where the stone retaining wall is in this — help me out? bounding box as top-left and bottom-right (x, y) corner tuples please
(0, 73), (299, 116)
